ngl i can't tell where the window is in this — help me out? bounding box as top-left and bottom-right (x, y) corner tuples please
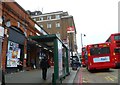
(56, 15), (60, 19)
(36, 17), (39, 21)
(47, 23), (51, 28)
(56, 22), (60, 28)
(85, 52), (88, 60)
(33, 18), (36, 21)
(90, 47), (110, 56)
(47, 15), (51, 20)
(40, 17), (43, 21)
(82, 47), (86, 52)
(114, 35), (120, 40)
(114, 48), (120, 53)
(35, 12), (37, 15)
(40, 25), (43, 28)
(106, 38), (111, 42)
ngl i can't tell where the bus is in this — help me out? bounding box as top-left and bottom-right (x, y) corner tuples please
(86, 42), (115, 71)
(81, 47), (87, 67)
(106, 33), (120, 68)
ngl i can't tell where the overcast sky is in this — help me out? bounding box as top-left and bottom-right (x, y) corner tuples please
(15, 0), (119, 53)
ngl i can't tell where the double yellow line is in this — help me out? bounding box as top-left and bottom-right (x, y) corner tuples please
(105, 76), (115, 82)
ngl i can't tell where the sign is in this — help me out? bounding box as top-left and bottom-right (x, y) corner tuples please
(0, 26), (4, 37)
(93, 56), (110, 63)
(67, 26), (74, 33)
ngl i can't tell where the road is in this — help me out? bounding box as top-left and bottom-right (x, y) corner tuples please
(73, 67), (119, 85)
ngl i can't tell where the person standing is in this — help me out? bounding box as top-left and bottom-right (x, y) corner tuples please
(31, 59), (35, 69)
(19, 61), (23, 71)
(17, 60), (23, 72)
(40, 57), (50, 80)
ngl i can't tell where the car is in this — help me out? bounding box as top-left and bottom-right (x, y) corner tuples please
(71, 56), (81, 67)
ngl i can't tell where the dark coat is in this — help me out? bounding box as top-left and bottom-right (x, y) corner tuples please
(40, 59), (49, 69)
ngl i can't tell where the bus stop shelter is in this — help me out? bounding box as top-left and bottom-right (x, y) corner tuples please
(29, 34), (70, 84)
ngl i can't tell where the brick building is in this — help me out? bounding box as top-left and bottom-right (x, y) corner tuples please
(0, 1), (53, 72)
(28, 11), (78, 56)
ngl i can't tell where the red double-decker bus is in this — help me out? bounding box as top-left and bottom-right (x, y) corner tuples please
(86, 42), (115, 71)
(81, 47), (87, 67)
(106, 33), (120, 68)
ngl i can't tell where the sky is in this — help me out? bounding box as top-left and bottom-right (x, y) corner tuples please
(15, 0), (119, 53)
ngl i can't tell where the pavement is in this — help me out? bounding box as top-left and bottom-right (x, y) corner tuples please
(4, 66), (79, 85)
(62, 67), (79, 84)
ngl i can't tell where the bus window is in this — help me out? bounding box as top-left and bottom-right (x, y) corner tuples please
(85, 52), (88, 60)
(100, 47), (110, 54)
(114, 35), (120, 40)
(114, 48), (120, 53)
(106, 33), (120, 68)
(90, 47), (110, 56)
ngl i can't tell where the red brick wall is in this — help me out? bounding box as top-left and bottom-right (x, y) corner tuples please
(1, 2), (42, 70)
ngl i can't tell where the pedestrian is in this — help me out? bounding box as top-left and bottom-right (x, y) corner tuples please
(31, 59), (36, 69)
(19, 61), (23, 71)
(17, 60), (23, 72)
(40, 57), (50, 80)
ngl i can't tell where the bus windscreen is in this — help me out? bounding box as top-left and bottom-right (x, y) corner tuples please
(90, 47), (110, 56)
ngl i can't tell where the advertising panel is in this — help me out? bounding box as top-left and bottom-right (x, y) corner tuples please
(93, 56), (110, 63)
(6, 41), (21, 67)
(58, 40), (63, 77)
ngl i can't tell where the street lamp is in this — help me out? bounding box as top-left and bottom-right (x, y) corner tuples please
(81, 33), (86, 48)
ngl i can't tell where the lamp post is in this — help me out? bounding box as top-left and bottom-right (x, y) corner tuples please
(81, 33), (86, 48)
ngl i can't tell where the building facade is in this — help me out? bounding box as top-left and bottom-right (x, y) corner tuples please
(118, 1), (120, 32)
(28, 11), (78, 56)
(0, 1), (53, 72)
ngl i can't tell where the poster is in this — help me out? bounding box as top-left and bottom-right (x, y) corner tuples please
(58, 40), (63, 77)
(7, 41), (21, 67)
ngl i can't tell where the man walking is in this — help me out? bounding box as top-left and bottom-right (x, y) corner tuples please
(40, 57), (50, 80)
